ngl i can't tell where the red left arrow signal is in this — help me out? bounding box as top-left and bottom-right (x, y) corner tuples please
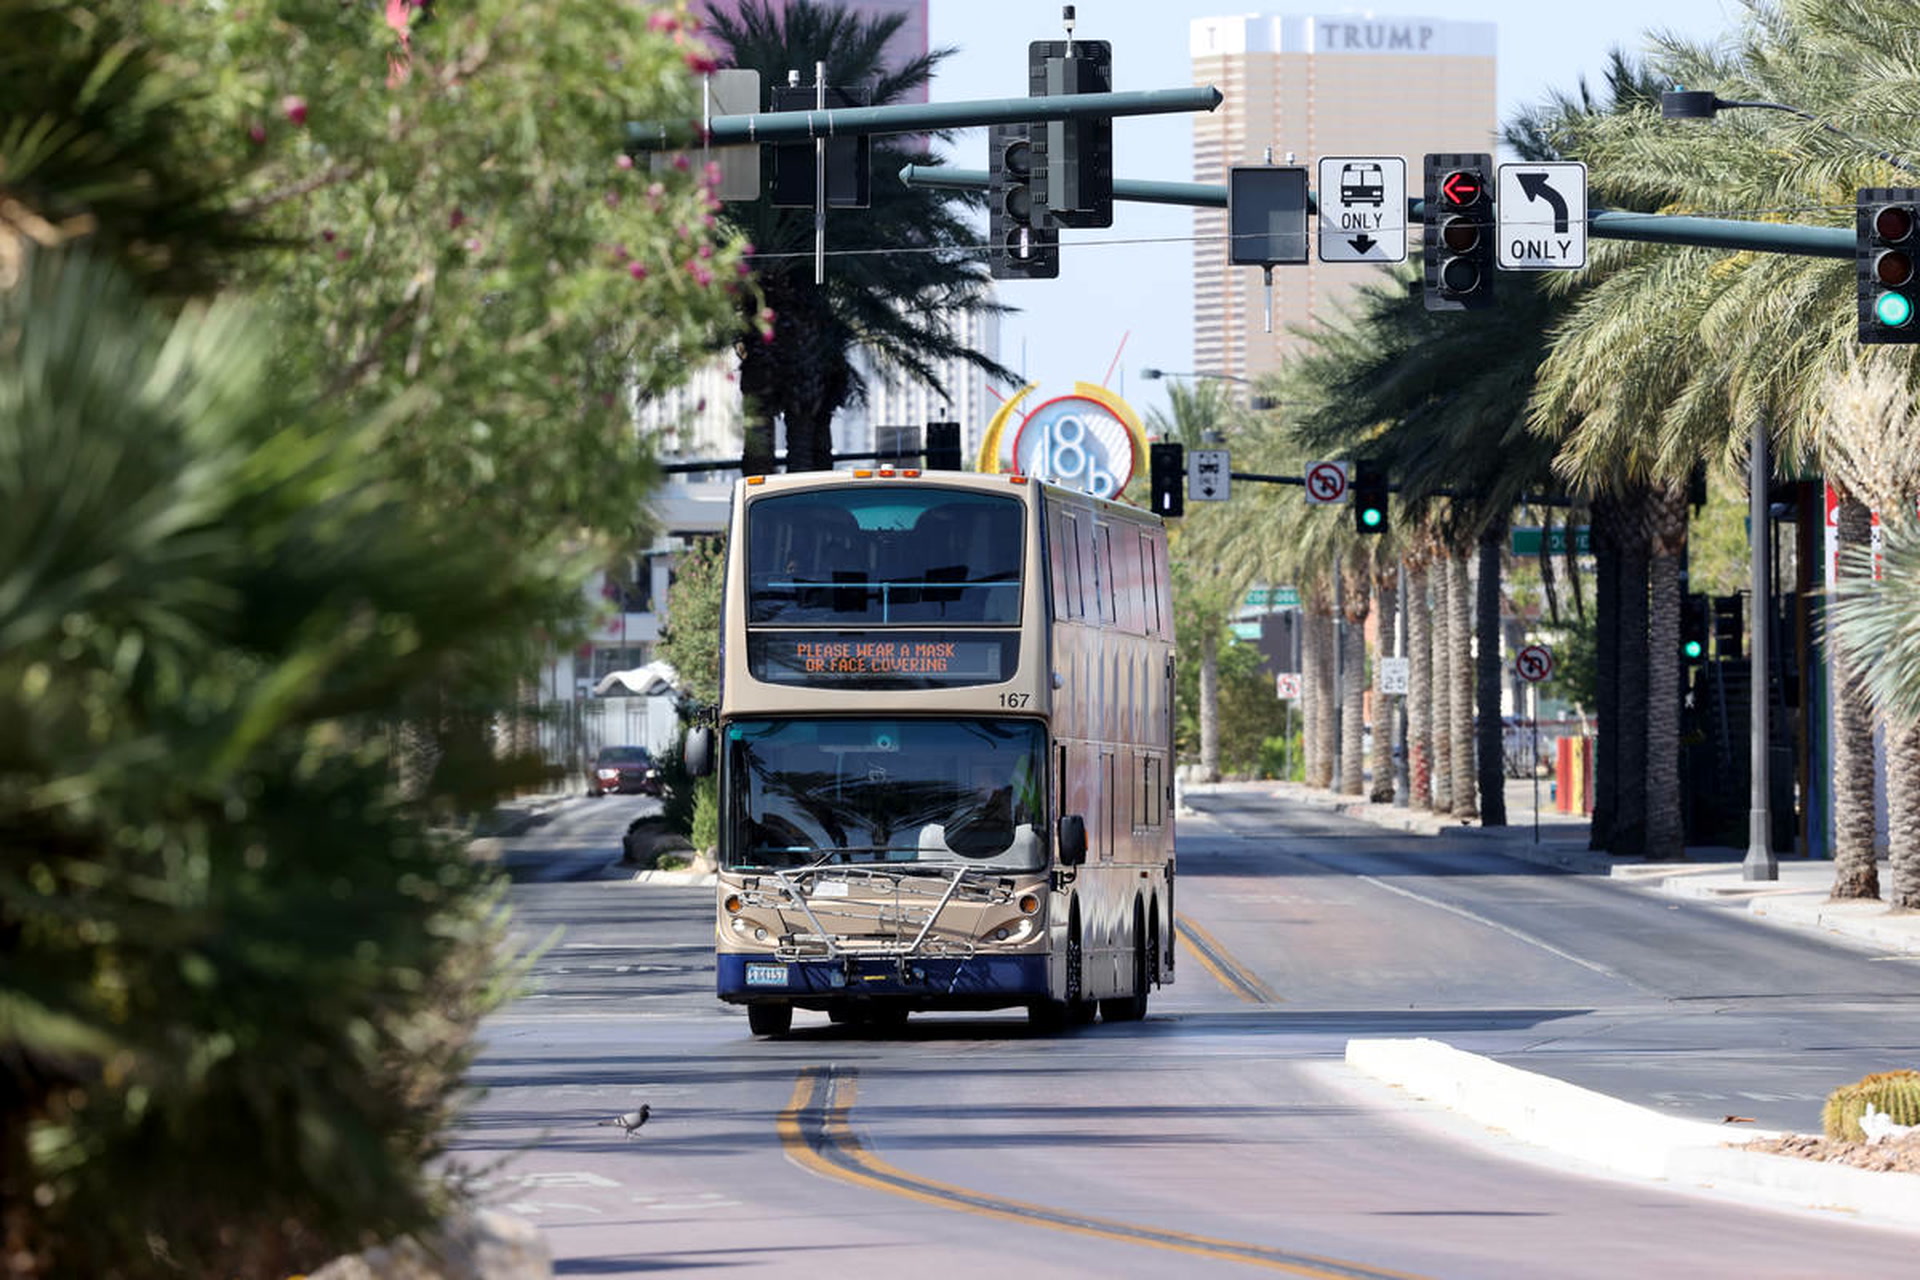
(1441, 170), (1483, 206)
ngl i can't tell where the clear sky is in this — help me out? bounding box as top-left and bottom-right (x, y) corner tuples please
(919, 1), (1747, 430)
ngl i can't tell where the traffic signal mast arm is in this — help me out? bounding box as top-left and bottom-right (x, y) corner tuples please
(898, 168), (1855, 260)
(624, 86), (1222, 152)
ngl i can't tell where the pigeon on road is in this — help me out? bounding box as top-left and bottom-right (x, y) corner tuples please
(597, 1104), (651, 1138)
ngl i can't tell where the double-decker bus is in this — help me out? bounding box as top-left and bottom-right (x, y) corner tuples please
(687, 467), (1176, 1035)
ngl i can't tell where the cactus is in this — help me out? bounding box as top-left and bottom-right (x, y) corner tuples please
(1822, 1070), (1920, 1142)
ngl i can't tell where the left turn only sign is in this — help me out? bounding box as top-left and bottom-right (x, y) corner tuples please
(1496, 162), (1587, 271)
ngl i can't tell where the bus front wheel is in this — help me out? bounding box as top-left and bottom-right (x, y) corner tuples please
(747, 1003), (793, 1037)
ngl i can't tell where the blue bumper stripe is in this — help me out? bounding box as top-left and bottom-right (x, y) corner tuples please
(717, 952), (1048, 1000)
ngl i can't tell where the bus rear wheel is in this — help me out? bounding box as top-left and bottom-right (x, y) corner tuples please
(1100, 915), (1149, 1023)
(747, 1002), (793, 1037)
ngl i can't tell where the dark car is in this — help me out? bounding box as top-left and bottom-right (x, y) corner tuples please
(590, 746), (662, 797)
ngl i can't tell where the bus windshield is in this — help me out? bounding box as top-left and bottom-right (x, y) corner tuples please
(746, 487), (1024, 626)
(723, 717), (1045, 871)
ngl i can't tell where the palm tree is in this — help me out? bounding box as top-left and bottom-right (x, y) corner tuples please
(1406, 549), (1435, 807)
(703, 0), (1013, 473)
(1821, 358), (1920, 904)
(1149, 379), (1261, 781)
(1534, 3), (1920, 879)
(1339, 549), (1371, 795)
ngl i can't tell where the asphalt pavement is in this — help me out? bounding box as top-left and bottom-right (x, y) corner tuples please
(1188, 775), (1920, 1229)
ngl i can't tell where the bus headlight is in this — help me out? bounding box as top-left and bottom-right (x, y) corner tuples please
(754, 927), (769, 942)
(730, 917), (748, 934)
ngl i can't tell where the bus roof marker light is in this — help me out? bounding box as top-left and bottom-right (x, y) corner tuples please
(1009, 474), (1029, 484)
(746, 475), (766, 485)
(903, 469), (921, 477)
(854, 469), (874, 478)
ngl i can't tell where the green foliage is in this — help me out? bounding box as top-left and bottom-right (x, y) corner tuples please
(657, 533), (727, 710)
(1172, 626), (1290, 777)
(68, 0), (745, 550)
(1823, 1070), (1920, 1142)
(691, 774), (720, 852)
(0, 249), (579, 1277)
(1259, 729), (1305, 783)
(1540, 609), (1600, 713)
(657, 727), (699, 838)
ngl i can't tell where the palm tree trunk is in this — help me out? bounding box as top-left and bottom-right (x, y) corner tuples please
(1589, 494), (1624, 849)
(1889, 717), (1920, 909)
(737, 337), (777, 477)
(1313, 601), (1338, 788)
(1612, 492), (1652, 858)
(1831, 496), (1881, 899)
(1407, 558), (1433, 809)
(1371, 563), (1397, 804)
(1300, 594), (1323, 787)
(1431, 552), (1454, 812)
(1304, 590), (1335, 789)
(1644, 481), (1689, 860)
(1199, 626), (1222, 783)
(1475, 522), (1507, 826)
(1340, 557), (1370, 795)
(1448, 549), (1478, 820)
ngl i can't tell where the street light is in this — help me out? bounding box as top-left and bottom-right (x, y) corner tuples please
(1660, 89), (1920, 176)
(1139, 367), (1278, 412)
(1661, 88), (1817, 882)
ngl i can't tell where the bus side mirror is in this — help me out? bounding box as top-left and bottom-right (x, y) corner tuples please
(684, 726), (714, 778)
(1056, 814), (1087, 866)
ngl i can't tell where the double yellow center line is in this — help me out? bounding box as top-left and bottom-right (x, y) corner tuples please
(1178, 914), (1283, 1004)
(779, 1065), (1421, 1278)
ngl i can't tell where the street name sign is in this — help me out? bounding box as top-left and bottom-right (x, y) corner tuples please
(1511, 525), (1593, 556)
(1304, 460), (1351, 505)
(1496, 162), (1587, 270)
(1317, 155), (1407, 263)
(1188, 448), (1230, 501)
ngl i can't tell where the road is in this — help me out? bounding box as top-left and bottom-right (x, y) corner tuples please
(450, 789), (1920, 1277)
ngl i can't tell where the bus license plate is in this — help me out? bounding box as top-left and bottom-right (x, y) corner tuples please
(745, 963), (789, 987)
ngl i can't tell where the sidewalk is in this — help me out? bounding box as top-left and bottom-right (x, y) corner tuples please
(1214, 777), (1920, 1227)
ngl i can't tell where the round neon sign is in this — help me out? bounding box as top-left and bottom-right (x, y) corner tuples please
(1011, 394), (1138, 498)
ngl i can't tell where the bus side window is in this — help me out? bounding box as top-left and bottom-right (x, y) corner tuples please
(1138, 529), (1159, 636)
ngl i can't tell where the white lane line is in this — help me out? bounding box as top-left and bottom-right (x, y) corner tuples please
(1355, 873), (1651, 992)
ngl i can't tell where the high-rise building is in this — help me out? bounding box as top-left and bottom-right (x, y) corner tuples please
(1190, 14), (1496, 380)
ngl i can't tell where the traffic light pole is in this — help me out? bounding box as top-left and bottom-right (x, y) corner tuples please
(625, 86), (1223, 152)
(898, 169), (1856, 260)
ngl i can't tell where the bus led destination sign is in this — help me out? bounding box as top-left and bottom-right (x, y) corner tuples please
(749, 631), (1018, 689)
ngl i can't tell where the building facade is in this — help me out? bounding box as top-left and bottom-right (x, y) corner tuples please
(1190, 14), (1496, 380)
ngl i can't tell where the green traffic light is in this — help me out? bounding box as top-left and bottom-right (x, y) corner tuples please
(1683, 640), (1704, 659)
(1360, 507), (1383, 528)
(1877, 290), (1914, 327)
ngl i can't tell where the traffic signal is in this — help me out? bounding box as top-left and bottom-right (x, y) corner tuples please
(1712, 593), (1743, 659)
(770, 84), (871, 208)
(1352, 460), (1388, 535)
(1029, 39), (1113, 228)
(1857, 188), (1920, 343)
(925, 421), (962, 471)
(988, 122), (1059, 279)
(1681, 592), (1709, 663)
(1149, 441), (1184, 518)
(1423, 153), (1495, 310)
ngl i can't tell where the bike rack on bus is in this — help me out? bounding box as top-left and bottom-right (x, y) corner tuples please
(752, 862), (1014, 964)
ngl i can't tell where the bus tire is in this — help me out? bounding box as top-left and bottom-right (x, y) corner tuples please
(747, 1002), (792, 1037)
(1027, 999), (1068, 1032)
(1100, 903), (1149, 1023)
(1065, 912), (1096, 1025)
(826, 1003), (860, 1025)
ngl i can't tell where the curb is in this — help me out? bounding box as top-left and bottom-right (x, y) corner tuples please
(1345, 1037), (1920, 1228)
